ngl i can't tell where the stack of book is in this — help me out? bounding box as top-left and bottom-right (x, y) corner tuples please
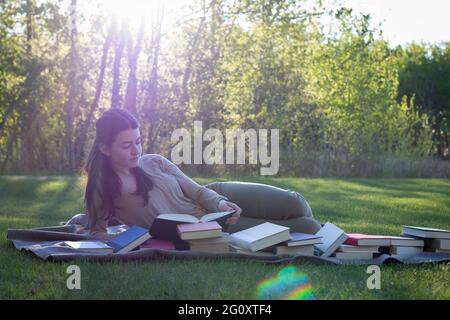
(387, 235), (424, 255)
(402, 225), (450, 253)
(341, 233), (424, 258)
(176, 221), (230, 253)
(228, 222), (291, 253)
(149, 211), (235, 242)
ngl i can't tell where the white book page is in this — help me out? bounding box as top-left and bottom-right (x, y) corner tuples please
(200, 210), (234, 222)
(157, 214), (199, 223)
(64, 241), (111, 250)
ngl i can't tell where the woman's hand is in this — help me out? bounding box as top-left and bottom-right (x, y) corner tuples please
(218, 199), (242, 225)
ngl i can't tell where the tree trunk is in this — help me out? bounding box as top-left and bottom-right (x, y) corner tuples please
(111, 18), (127, 109)
(124, 19), (145, 113)
(144, 4), (164, 153)
(74, 20), (115, 169)
(64, 0), (78, 172)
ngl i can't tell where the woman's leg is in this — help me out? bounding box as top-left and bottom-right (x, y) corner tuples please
(206, 181), (322, 234)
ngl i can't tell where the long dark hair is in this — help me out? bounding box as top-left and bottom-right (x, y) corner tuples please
(83, 108), (153, 228)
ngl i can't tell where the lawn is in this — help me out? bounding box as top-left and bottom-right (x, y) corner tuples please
(0, 175), (449, 299)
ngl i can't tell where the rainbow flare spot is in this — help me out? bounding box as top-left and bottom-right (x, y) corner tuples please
(256, 266), (315, 300)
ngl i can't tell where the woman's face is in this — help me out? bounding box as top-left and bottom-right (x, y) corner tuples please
(100, 128), (142, 172)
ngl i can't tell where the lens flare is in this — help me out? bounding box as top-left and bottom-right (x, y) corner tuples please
(256, 266), (315, 300)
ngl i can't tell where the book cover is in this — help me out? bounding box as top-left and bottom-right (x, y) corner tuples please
(229, 222), (290, 252)
(106, 225), (151, 253)
(314, 222), (348, 257)
(345, 233), (392, 246)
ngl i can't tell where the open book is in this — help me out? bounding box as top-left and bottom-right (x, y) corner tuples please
(61, 241), (113, 253)
(150, 210), (235, 241)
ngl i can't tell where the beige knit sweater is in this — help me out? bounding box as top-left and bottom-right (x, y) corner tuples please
(88, 154), (228, 239)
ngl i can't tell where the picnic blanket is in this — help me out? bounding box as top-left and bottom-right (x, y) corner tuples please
(6, 223), (450, 265)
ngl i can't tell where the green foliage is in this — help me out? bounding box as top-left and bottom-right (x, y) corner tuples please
(0, 0), (447, 176)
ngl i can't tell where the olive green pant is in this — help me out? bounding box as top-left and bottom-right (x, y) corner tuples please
(205, 181), (322, 234)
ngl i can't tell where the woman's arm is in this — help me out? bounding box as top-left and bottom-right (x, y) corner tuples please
(86, 189), (119, 241)
(159, 156), (233, 212)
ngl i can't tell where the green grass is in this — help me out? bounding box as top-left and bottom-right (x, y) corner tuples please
(0, 175), (449, 299)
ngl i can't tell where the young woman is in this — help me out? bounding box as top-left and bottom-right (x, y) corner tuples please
(83, 108), (241, 240)
(82, 108), (321, 240)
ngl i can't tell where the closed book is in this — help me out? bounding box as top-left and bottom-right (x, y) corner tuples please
(314, 222), (348, 257)
(62, 241), (113, 253)
(389, 236), (424, 247)
(436, 249), (450, 253)
(106, 225), (151, 253)
(188, 232), (229, 245)
(282, 232), (322, 247)
(401, 225), (450, 239)
(335, 252), (374, 260)
(177, 221), (222, 240)
(190, 242), (230, 253)
(345, 233), (391, 246)
(229, 222), (290, 252)
(390, 246), (423, 255)
(424, 238), (450, 251)
(338, 244), (379, 253)
(150, 211), (234, 241)
(273, 245), (314, 256)
(229, 243), (276, 256)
